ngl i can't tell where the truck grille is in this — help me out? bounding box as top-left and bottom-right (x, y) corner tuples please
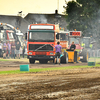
(29, 44), (53, 51)
(35, 52), (46, 55)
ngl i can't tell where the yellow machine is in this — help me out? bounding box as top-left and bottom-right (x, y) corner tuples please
(67, 51), (76, 62)
(66, 51), (81, 63)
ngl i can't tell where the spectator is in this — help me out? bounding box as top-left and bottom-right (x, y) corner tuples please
(11, 41), (16, 59)
(0, 41), (3, 57)
(3, 41), (7, 59)
(7, 41), (11, 58)
(22, 43), (25, 58)
(54, 41), (62, 65)
(16, 41), (21, 59)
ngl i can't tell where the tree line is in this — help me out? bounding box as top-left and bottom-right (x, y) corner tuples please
(64, 0), (100, 41)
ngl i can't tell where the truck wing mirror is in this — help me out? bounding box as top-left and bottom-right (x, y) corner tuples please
(56, 33), (59, 39)
(25, 33), (27, 40)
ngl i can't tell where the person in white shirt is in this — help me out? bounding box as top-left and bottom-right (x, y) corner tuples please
(0, 41), (3, 57)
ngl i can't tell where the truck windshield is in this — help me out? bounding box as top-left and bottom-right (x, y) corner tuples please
(8, 32), (14, 39)
(70, 38), (80, 44)
(29, 31), (54, 42)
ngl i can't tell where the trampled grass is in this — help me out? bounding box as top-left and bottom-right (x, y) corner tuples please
(0, 58), (29, 62)
(0, 63), (100, 75)
(0, 57), (100, 75)
(0, 59), (10, 61)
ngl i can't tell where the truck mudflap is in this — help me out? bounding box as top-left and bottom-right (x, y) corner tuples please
(27, 55), (55, 60)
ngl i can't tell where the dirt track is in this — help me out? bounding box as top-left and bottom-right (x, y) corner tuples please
(0, 59), (100, 100)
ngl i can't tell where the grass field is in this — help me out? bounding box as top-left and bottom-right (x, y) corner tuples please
(0, 63), (100, 75)
(0, 57), (100, 62)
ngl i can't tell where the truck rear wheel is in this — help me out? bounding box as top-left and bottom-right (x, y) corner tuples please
(29, 58), (35, 64)
(61, 52), (68, 64)
(80, 49), (88, 62)
(39, 60), (48, 64)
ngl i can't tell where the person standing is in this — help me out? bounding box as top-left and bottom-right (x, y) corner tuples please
(54, 41), (62, 65)
(22, 43), (25, 58)
(11, 41), (16, 59)
(0, 41), (3, 57)
(70, 41), (76, 51)
(3, 41), (7, 59)
(89, 43), (93, 50)
(67, 41), (76, 51)
(7, 41), (11, 58)
(16, 41), (21, 59)
(81, 42), (85, 48)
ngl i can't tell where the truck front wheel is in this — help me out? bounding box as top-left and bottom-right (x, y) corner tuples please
(61, 52), (68, 64)
(29, 58), (35, 64)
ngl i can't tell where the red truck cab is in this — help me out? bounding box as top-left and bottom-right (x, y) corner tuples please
(27, 23), (60, 63)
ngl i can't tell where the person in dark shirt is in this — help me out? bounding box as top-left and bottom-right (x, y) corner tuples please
(3, 41), (7, 59)
(22, 43), (25, 58)
(16, 41), (21, 59)
(0, 41), (3, 57)
(11, 41), (16, 59)
(67, 41), (76, 51)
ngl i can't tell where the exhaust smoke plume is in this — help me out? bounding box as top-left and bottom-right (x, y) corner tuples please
(33, 15), (47, 23)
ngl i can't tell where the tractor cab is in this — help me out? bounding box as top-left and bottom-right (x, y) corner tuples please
(66, 31), (88, 63)
(68, 31), (83, 50)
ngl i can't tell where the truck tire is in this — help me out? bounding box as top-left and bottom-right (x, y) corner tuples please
(29, 58), (35, 64)
(61, 52), (68, 64)
(80, 49), (88, 62)
(39, 60), (48, 64)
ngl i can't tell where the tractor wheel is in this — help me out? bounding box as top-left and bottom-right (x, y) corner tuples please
(39, 60), (48, 64)
(61, 52), (68, 64)
(80, 49), (88, 62)
(29, 58), (35, 64)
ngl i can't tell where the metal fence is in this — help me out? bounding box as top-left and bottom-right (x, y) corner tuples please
(89, 49), (100, 57)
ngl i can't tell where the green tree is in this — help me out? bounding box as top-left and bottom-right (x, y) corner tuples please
(64, 0), (100, 38)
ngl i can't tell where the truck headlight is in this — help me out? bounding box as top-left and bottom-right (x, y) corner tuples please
(50, 53), (53, 55)
(29, 52), (32, 54)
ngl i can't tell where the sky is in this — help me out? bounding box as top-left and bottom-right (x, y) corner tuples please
(0, 0), (72, 17)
